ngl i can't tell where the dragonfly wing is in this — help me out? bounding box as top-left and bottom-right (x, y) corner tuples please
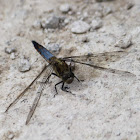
(70, 60), (135, 77)
(26, 68), (53, 125)
(5, 64), (48, 112)
(62, 51), (128, 66)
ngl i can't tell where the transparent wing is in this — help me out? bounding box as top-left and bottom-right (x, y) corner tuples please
(69, 60), (135, 77)
(62, 51), (128, 66)
(62, 51), (135, 76)
(26, 67), (53, 125)
(5, 64), (50, 113)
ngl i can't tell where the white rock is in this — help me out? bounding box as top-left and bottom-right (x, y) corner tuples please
(8, 133), (14, 139)
(83, 12), (88, 18)
(91, 18), (103, 30)
(18, 56), (31, 72)
(59, 4), (71, 13)
(33, 20), (41, 29)
(10, 52), (16, 60)
(115, 35), (132, 49)
(71, 20), (90, 34)
(64, 18), (70, 25)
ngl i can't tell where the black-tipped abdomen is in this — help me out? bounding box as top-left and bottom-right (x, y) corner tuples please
(32, 40), (54, 61)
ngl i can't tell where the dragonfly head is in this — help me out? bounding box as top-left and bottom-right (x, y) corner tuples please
(62, 71), (74, 84)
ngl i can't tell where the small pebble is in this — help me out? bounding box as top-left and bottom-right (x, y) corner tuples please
(91, 18), (103, 30)
(59, 4), (71, 13)
(83, 12), (88, 19)
(33, 20), (41, 29)
(18, 56), (31, 72)
(8, 133), (14, 139)
(115, 35), (132, 49)
(41, 16), (64, 29)
(45, 43), (61, 54)
(70, 20), (90, 34)
(64, 18), (70, 25)
(10, 52), (16, 60)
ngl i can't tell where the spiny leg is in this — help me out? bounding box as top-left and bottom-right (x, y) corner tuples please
(54, 81), (63, 97)
(38, 73), (58, 84)
(74, 75), (80, 82)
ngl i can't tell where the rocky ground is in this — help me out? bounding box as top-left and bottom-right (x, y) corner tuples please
(0, 0), (140, 139)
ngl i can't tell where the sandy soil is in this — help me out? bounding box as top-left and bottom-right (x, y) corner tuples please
(0, 0), (140, 139)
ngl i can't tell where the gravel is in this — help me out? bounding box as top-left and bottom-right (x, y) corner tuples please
(10, 52), (16, 60)
(90, 18), (103, 30)
(115, 35), (132, 49)
(70, 20), (90, 34)
(41, 16), (65, 29)
(33, 20), (41, 29)
(18, 56), (31, 72)
(44, 38), (61, 53)
(59, 4), (71, 13)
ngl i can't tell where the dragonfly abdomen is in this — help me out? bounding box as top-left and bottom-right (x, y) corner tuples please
(32, 41), (54, 62)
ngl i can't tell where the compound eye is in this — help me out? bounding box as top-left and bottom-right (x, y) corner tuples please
(66, 77), (74, 84)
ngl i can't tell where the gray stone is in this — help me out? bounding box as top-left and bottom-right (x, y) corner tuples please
(115, 35), (132, 49)
(71, 20), (90, 34)
(18, 56), (31, 72)
(41, 16), (64, 29)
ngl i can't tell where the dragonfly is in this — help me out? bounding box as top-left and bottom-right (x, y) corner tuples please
(5, 41), (135, 125)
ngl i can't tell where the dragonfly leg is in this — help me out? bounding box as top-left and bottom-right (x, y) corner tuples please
(54, 81), (63, 97)
(61, 83), (75, 96)
(74, 75), (80, 82)
(61, 82), (69, 91)
(51, 73), (59, 78)
(47, 73), (59, 82)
